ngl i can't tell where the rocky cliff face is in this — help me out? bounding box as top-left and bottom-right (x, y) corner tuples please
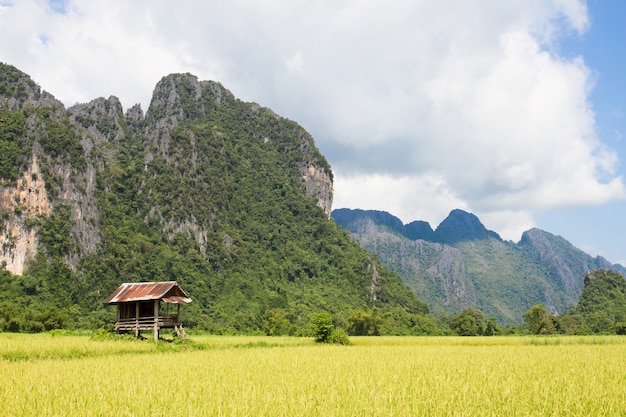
(1, 63), (96, 274)
(0, 154), (50, 274)
(518, 228), (618, 296)
(0, 65), (334, 275)
(0, 84), (130, 274)
(301, 164), (333, 218)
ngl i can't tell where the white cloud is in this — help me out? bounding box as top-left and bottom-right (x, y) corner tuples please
(0, 0), (623, 243)
(285, 52), (305, 73)
(480, 210), (537, 242)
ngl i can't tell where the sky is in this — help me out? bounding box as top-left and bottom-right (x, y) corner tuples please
(0, 0), (625, 264)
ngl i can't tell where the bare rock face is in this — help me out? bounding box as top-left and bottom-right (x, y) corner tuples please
(301, 164), (333, 218)
(295, 123), (334, 218)
(0, 155), (50, 274)
(418, 241), (476, 308)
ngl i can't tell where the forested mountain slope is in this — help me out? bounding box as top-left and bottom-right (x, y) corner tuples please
(333, 208), (626, 324)
(0, 63), (428, 333)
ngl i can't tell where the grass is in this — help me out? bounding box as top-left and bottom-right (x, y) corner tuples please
(1, 333), (625, 416)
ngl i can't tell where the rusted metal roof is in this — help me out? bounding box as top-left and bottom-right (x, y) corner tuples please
(104, 281), (192, 304)
(162, 296), (192, 304)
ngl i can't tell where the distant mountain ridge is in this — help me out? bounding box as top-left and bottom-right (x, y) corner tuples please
(332, 208), (502, 244)
(332, 208), (626, 324)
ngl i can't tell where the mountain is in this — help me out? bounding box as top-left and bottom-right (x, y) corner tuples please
(0, 63), (428, 333)
(332, 208), (626, 324)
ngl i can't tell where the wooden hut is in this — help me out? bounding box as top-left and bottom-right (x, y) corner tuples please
(104, 281), (192, 341)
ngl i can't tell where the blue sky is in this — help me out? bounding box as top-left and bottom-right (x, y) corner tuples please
(537, 0), (626, 262)
(0, 0), (625, 264)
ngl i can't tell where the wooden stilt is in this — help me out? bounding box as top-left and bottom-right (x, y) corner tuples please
(135, 301), (140, 338)
(153, 299), (159, 342)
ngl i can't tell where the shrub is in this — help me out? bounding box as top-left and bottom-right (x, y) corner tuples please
(328, 328), (351, 345)
(311, 312), (334, 343)
(311, 312), (350, 344)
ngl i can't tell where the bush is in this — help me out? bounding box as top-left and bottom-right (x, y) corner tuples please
(263, 308), (294, 336)
(310, 312), (351, 344)
(328, 328), (351, 345)
(311, 312), (334, 343)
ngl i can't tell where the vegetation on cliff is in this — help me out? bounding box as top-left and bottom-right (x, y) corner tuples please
(523, 269), (626, 335)
(0, 63), (431, 334)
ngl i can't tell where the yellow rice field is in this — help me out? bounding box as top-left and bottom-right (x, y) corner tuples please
(1, 333), (625, 416)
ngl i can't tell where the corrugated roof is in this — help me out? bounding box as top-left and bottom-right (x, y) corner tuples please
(104, 281), (192, 304)
(162, 296), (192, 304)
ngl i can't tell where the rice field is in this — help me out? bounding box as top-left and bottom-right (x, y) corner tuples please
(1, 333), (625, 416)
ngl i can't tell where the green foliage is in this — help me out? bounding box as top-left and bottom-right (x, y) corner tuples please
(263, 308), (294, 336)
(0, 109), (29, 181)
(328, 328), (351, 345)
(348, 307), (381, 336)
(552, 313), (590, 335)
(484, 317), (502, 336)
(310, 312), (351, 345)
(38, 204), (73, 257)
(377, 306), (452, 336)
(447, 308), (502, 336)
(311, 312), (335, 343)
(518, 270), (626, 335)
(563, 270), (626, 334)
(523, 304), (557, 335)
(40, 115), (86, 169)
(450, 308), (485, 336)
(0, 62), (39, 103)
(0, 301), (78, 333)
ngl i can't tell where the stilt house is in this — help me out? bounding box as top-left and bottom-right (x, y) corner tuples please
(104, 281), (192, 341)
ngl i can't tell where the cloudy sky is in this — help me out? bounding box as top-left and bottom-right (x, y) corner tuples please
(1, 0), (625, 264)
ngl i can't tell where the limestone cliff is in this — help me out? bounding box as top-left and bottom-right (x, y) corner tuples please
(0, 154), (50, 274)
(0, 65), (334, 275)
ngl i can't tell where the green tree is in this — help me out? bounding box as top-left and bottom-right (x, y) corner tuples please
(311, 312), (334, 343)
(450, 308), (488, 336)
(553, 313), (590, 335)
(523, 304), (557, 334)
(309, 312), (350, 344)
(484, 317), (502, 336)
(262, 308), (293, 336)
(348, 307), (381, 336)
